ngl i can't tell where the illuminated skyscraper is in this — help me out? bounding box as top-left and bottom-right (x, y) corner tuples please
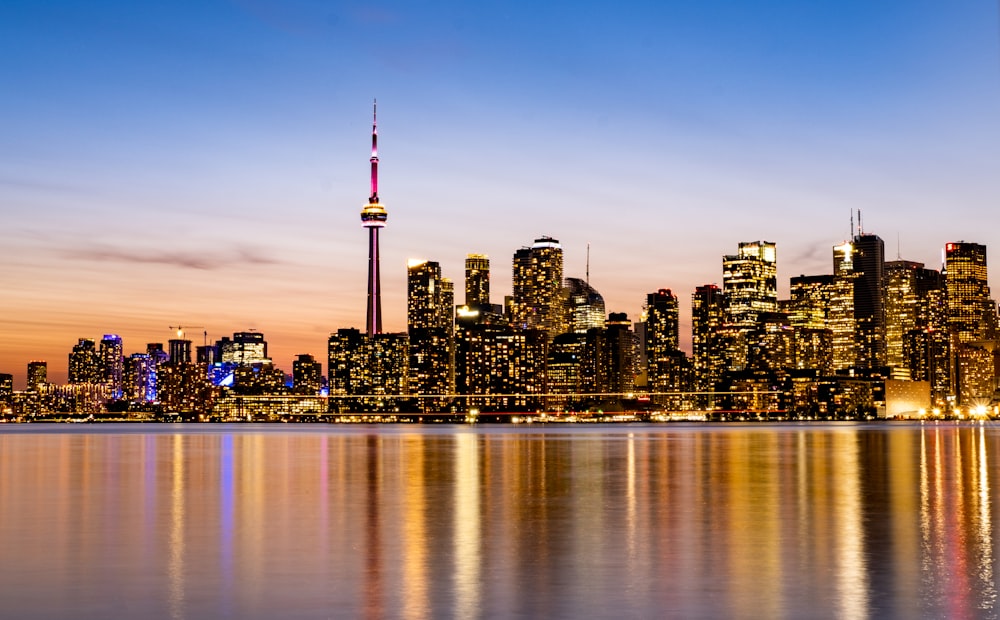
(69, 338), (101, 384)
(644, 290), (689, 405)
(722, 241), (777, 329)
(788, 275), (834, 330)
(582, 312), (635, 398)
(408, 259), (455, 409)
(885, 260), (925, 377)
(945, 242), (994, 343)
(26, 361), (47, 391)
(692, 284), (726, 392)
(564, 277), (606, 333)
(511, 236), (566, 338)
(100, 334), (124, 398)
(292, 354), (322, 395)
(328, 328), (366, 398)
(465, 254), (490, 307)
(217, 331), (269, 366)
(458, 325), (547, 411)
(361, 101), (388, 337)
(850, 232), (886, 368)
(124, 354), (157, 403)
(830, 241), (857, 371)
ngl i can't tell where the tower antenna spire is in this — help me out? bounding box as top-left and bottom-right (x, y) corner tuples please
(586, 242), (590, 285)
(370, 99), (379, 202)
(850, 210), (854, 239)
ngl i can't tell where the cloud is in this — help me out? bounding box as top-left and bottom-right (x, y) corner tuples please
(64, 245), (281, 270)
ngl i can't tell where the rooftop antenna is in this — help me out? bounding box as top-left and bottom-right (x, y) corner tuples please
(586, 242), (590, 285)
(850, 210), (854, 239)
(897, 233), (901, 260)
(858, 209), (863, 235)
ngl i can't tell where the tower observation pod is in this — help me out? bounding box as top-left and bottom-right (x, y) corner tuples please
(361, 100), (387, 336)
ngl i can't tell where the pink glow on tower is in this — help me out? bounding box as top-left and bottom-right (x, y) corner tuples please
(360, 99), (388, 337)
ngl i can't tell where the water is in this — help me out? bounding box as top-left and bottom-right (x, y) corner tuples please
(0, 422), (997, 619)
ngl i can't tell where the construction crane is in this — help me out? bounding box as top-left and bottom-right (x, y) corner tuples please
(168, 326), (207, 347)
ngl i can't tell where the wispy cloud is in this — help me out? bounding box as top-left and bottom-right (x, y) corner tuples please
(63, 245), (281, 270)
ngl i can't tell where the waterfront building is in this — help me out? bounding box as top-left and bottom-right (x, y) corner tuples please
(692, 284), (726, 392)
(511, 236), (566, 338)
(945, 242), (996, 343)
(457, 324), (547, 411)
(564, 277), (606, 334)
(582, 313), (635, 402)
(292, 354), (322, 395)
(644, 289), (681, 401)
(100, 334), (124, 398)
(722, 241), (777, 330)
(361, 101), (388, 337)
(547, 332), (587, 402)
(0, 374), (12, 408)
(124, 353), (157, 403)
(328, 328), (367, 398)
(26, 361), (47, 391)
(408, 259), (455, 410)
(69, 338), (101, 384)
(158, 362), (210, 414)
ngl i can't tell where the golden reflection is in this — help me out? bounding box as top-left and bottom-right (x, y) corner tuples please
(453, 432), (481, 619)
(832, 430), (867, 620)
(401, 435), (429, 620)
(168, 433), (186, 620)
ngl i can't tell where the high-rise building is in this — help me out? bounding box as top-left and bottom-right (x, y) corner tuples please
(850, 232), (886, 369)
(564, 277), (606, 334)
(885, 260), (925, 377)
(69, 338), (101, 384)
(292, 354), (322, 395)
(788, 275), (834, 330)
(0, 374), (12, 406)
(830, 241), (857, 371)
(100, 334), (124, 398)
(26, 361), (47, 391)
(168, 339), (192, 365)
(692, 284), (726, 392)
(511, 236), (566, 338)
(465, 254), (490, 307)
(645, 289), (680, 397)
(328, 328), (367, 399)
(722, 241), (777, 330)
(582, 312), (635, 398)
(457, 324), (547, 411)
(217, 332), (270, 366)
(361, 101), (388, 337)
(547, 332), (587, 400)
(408, 259), (455, 409)
(945, 242), (995, 343)
(124, 353), (157, 403)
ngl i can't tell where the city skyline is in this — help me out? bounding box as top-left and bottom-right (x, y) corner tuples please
(3, 1), (1000, 386)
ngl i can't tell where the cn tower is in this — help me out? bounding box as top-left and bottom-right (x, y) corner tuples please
(361, 100), (387, 336)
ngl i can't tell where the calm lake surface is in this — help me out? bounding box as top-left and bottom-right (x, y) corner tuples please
(1, 422), (998, 619)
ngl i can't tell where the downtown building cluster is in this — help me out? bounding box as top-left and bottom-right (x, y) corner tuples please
(2, 108), (998, 421)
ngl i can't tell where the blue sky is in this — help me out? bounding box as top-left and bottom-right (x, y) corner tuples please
(2, 0), (999, 384)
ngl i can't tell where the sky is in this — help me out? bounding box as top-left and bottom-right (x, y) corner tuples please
(2, 0), (1000, 387)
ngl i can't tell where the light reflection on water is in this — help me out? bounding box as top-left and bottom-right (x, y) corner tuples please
(1, 423), (999, 619)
